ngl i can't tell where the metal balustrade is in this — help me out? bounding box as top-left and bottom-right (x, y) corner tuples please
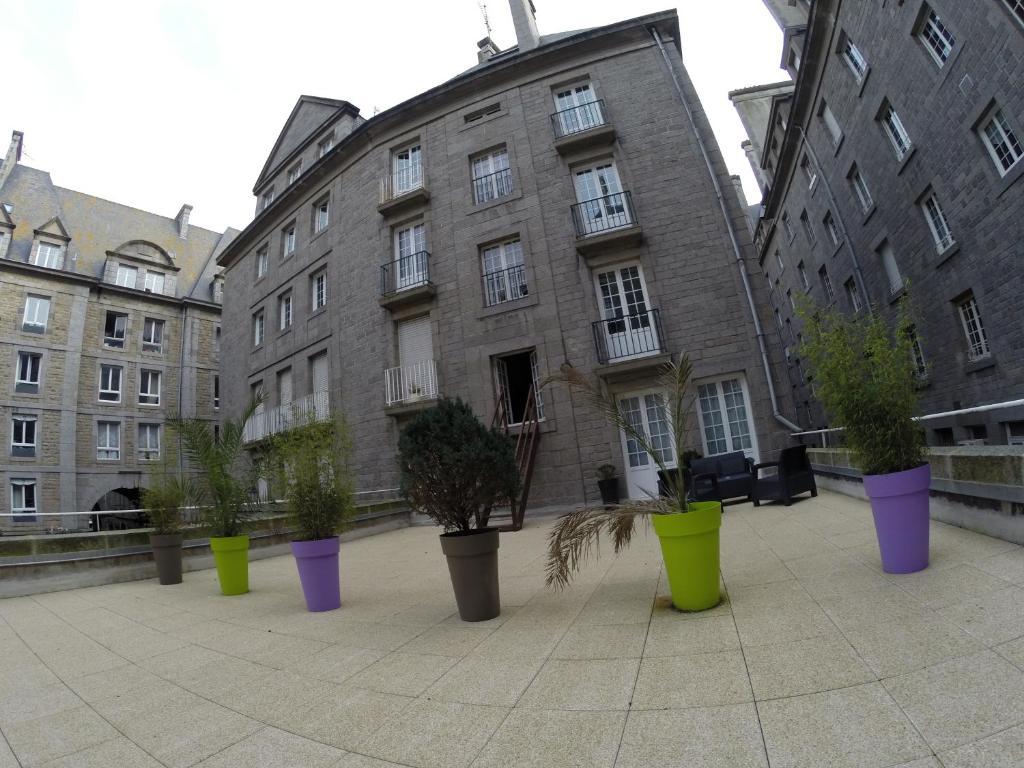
(550, 99), (608, 138)
(482, 264), (528, 307)
(381, 251), (431, 295)
(243, 390), (330, 443)
(385, 360), (438, 406)
(379, 164), (425, 204)
(472, 168), (514, 205)
(592, 308), (664, 364)
(571, 191), (637, 238)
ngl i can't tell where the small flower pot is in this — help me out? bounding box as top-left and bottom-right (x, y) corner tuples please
(149, 533), (183, 585)
(209, 535), (250, 596)
(651, 501), (722, 612)
(597, 477), (620, 506)
(439, 528), (500, 622)
(863, 463), (930, 574)
(291, 536), (341, 612)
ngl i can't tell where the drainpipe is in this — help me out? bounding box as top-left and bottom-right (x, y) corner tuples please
(650, 26), (801, 433)
(177, 303), (188, 476)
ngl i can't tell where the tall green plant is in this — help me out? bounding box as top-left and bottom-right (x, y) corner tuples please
(796, 297), (925, 476)
(142, 461), (198, 536)
(267, 413), (355, 541)
(168, 398), (261, 538)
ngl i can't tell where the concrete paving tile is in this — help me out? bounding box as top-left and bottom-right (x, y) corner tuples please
(644, 614), (739, 657)
(284, 643), (385, 684)
(882, 650), (1024, 751)
(89, 681), (197, 730)
(995, 635), (1024, 670)
(468, 625), (565, 659)
(193, 726), (348, 767)
(336, 754), (403, 767)
(937, 722), (1024, 768)
(721, 559), (794, 590)
(726, 579), (809, 615)
(289, 686), (413, 751)
(470, 708), (624, 768)
(425, 655), (545, 707)
(346, 652), (458, 696)
(0, 682), (83, 728)
(0, 665), (61, 700)
(399, 624), (494, 658)
(166, 653), (276, 699)
(63, 663), (162, 704)
(893, 564), (1013, 609)
(757, 682), (929, 768)
(573, 598), (653, 626)
(973, 547), (1024, 586)
(4, 706), (118, 767)
(939, 587), (1024, 645)
(733, 602), (836, 647)
(215, 670), (340, 725)
(631, 651), (752, 710)
(843, 611), (984, 678)
(0, 738), (16, 768)
(38, 737), (164, 767)
(816, 584), (933, 632)
(615, 703), (768, 768)
(518, 658), (639, 710)
(744, 632), (875, 700)
(551, 622), (647, 659)
(359, 698), (509, 768)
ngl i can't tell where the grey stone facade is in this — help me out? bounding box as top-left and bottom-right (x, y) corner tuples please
(217, 8), (798, 509)
(0, 131), (234, 532)
(732, 0), (1024, 447)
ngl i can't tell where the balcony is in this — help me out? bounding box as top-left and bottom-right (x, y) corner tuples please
(379, 251), (436, 310)
(384, 360), (439, 415)
(243, 390), (330, 443)
(550, 100), (616, 154)
(378, 165), (429, 216)
(571, 191), (642, 255)
(482, 264), (529, 308)
(592, 308), (670, 381)
(472, 168), (514, 206)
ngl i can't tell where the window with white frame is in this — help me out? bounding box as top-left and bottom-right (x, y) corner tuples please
(313, 197), (330, 233)
(278, 292), (292, 331)
(774, 308), (783, 331)
(787, 290), (795, 311)
(97, 421), (120, 460)
(98, 364), (122, 402)
(143, 270), (165, 293)
(481, 238), (527, 307)
(471, 147), (513, 204)
(317, 133), (334, 158)
(819, 265), (835, 301)
(775, 250), (785, 272)
(958, 295), (990, 361)
(844, 277), (863, 312)
(103, 311), (128, 348)
(841, 36), (868, 83)
(918, 6), (956, 66)
(16, 352), (41, 390)
(876, 240), (903, 294)
(11, 414), (37, 456)
(283, 224), (296, 258)
(115, 264), (137, 288)
(880, 103), (913, 160)
(391, 144), (423, 195)
(800, 155), (817, 189)
(696, 377), (755, 457)
(823, 211), (841, 247)
(256, 246), (268, 278)
(287, 161), (302, 185)
(22, 295), (50, 333)
(10, 479), (37, 520)
(138, 423), (160, 461)
(849, 166), (873, 212)
(312, 270), (327, 311)
(253, 310), (265, 346)
(980, 108), (1023, 176)
(781, 212), (794, 241)
(921, 192), (954, 252)
(799, 211), (816, 246)
(797, 260), (810, 291)
(261, 188), (274, 210)
(33, 242), (63, 269)
(142, 318), (164, 353)
(139, 369), (161, 406)
(819, 100), (843, 146)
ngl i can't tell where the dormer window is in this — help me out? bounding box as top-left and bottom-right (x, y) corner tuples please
(143, 270), (165, 293)
(288, 161), (302, 185)
(261, 188), (275, 210)
(318, 134), (334, 158)
(115, 264), (137, 289)
(33, 242), (63, 269)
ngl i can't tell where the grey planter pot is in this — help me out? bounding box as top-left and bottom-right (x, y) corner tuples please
(150, 533), (184, 585)
(439, 528), (500, 622)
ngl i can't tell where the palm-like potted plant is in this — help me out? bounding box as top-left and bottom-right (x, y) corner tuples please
(143, 465), (196, 586)
(399, 398), (519, 621)
(798, 299), (929, 573)
(267, 413), (355, 611)
(544, 355), (721, 611)
(169, 398), (261, 595)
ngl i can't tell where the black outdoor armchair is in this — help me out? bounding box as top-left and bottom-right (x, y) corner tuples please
(751, 444), (818, 507)
(657, 450), (753, 504)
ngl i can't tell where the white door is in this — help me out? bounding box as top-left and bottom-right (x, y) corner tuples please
(619, 390), (676, 500)
(554, 83), (602, 134)
(393, 145), (422, 194)
(397, 316), (435, 399)
(595, 265), (658, 362)
(394, 224), (427, 290)
(573, 162), (629, 232)
(696, 376), (758, 460)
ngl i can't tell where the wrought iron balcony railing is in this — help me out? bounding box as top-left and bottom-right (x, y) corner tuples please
(385, 360), (438, 406)
(381, 251), (431, 295)
(551, 100), (608, 139)
(472, 168), (514, 205)
(243, 390), (330, 443)
(379, 164), (425, 204)
(482, 264), (528, 307)
(571, 191), (637, 238)
(592, 308), (664, 364)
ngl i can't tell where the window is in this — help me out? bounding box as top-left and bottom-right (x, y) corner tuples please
(958, 295), (990, 361)
(819, 101), (843, 146)
(818, 265), (835, 301)
(391, 145), (423, 195)
(774, 308), (783, 331)
(256, 246), (268, 278)
(278, 292), (292, 331)
(823, 211), (841, 247)
(390, 223), (428, 292)
(312, 271), (327, 311)
(11, 479), (37, 521)
(787, 290), (795, 311)
(877, 240), (903, 293)
(775, 250), (785, 272)
(22, 295), (50, 333)
(214, 375), (220, 409)
(317, 134), (334, 158)
(781, 212), (795, 241)
(799, 212), (816, 246)
(16, 353), (41, 391)
(115, 264), (137, 288)
(844, 277), (863, 312)
(1004, 0), (1024, 27)
(215, 325), (221, 353)
(138, 423), (160, 461)
(922, 192), (954, 252)
(103, 311), (128, 349)
(283, 224), (296, 258)
(494, 350), (545, 424)
(797, 261), (810, 291)
(139, 369), (161, 406)
(471, 148), (513, 204)
(918, 7), (956, 66)
(287, 161), (302, 185)
(552, 82), (604, 136)
(260, 188), (275, 210)
(11, 414), (37, 457)
(1007, 421), (1024, 446)
(98, 364), (122, 402)
(313, 197), (330, 233)
(980, 108), (1023, 176)
(841, 36), (868, 83)
(907, 325), (927, 378)
(880, 103), (912, 160)
(253, 310), (265, 346)
(572, 162), (631, 235)
(142, 318), (164, 353)
(849, 166), (873, 213)
(481, 238), (528, 307)
(696, 377), (755, 457)
(97, 421), (120, 460)
(33, 242), (62, 269)
(143, 271), (165, 293)
(800, 155), (817, 189)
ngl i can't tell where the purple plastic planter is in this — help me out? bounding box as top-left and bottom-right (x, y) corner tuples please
(862, 463), (931, 574)
(291, 536), (341, 612)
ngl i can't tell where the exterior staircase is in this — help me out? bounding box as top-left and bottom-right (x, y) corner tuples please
(490, 387), (541, 531)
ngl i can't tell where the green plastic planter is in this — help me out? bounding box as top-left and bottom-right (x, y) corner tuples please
(651, 501), (722, 612)
(209, 535), (250, 596)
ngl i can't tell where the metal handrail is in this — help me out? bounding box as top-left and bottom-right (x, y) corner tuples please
(482, 264), (528, 307)
(379, 164), (424, 203)
(243, 390), (330, 443)
(385, 360), (439, 406)
(472, 167), (513, 205)
(591, 307), (664, 364)
(381, 251), (431, 295)
(571, 191), (636, 238)
(550, 99), (608, 138)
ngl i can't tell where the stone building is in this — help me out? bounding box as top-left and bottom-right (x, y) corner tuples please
(0, 131), (235, 532)
(216, 2), (799, 509)
(731, 0), (1024, 445)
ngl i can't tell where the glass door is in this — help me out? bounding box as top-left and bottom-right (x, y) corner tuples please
(394, 224), (427, 290)
(554, 83), (602, 134)
(573, 163), (628, 232)
(696, 377), (757, 460)
(619, 391), (676, 500)
(393, 145), (422, 195)
(595, 265), (657, 362)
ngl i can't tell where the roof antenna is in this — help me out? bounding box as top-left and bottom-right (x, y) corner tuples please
(478, 1), (493, 37)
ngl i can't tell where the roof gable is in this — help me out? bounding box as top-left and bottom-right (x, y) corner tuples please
(34, 215), (71, 241)
(0, 204), (13, 230)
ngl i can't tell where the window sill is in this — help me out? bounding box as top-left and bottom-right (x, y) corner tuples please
(468, 189), (521, 216)
(309, 306), (328, 320)
(21, 325), (46, 335)
(10, 448), (36, 459)
(832, 135), (845, 157)
(277, 327), (293, 339)
(102, 343), (126, 351)
(310, 228), (329, 246)
(14, 384), (40, 395)
(830, 241), (844, 258)
(97, 399), (122, 405)
(896, 146), (917, 176)
(477, 292), (538, 319)
(965, 355), (996, 374)
(855, 68), (870, 98)
(935, 242), (961, 268)
(861, 204), (877, 226)
(888, 285), (906, 304)
(995, 159), (1024, 199)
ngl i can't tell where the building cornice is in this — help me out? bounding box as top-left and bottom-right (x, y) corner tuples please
(0, 258), (97, 287)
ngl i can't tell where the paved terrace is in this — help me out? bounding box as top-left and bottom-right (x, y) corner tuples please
(1, 491), (1024, 768)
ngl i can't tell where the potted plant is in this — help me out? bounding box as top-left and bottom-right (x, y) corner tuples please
(143, 466), (196, 586)
(399, 398), (519, 621)
(169, 398), (262, 595)
(267, 413), (355, 611)
(798, 298), (929, 573)
(596, 464), (620, 506)
(544, 356), (721, 611)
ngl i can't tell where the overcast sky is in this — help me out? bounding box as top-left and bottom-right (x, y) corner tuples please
(0, 0), (785, 234)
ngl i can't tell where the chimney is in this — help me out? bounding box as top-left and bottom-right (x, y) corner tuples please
(175, 204), (192, 240)
(509, 0), (540, 52)
(0, 131), (24, 191)
(477, 36), (501, 63)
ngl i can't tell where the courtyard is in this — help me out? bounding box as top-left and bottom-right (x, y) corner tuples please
(2, 491), (1024, 767)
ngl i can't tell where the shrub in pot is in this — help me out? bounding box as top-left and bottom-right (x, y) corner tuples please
(267, 413), (355, 612)
(544, 356), (722, 611)
(169, 398), (262, 595)
(596, 464), (620, 506)
(798, 297), (929, 573)
(399, 398), (519, 622)
(142, 466), (197, 586)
